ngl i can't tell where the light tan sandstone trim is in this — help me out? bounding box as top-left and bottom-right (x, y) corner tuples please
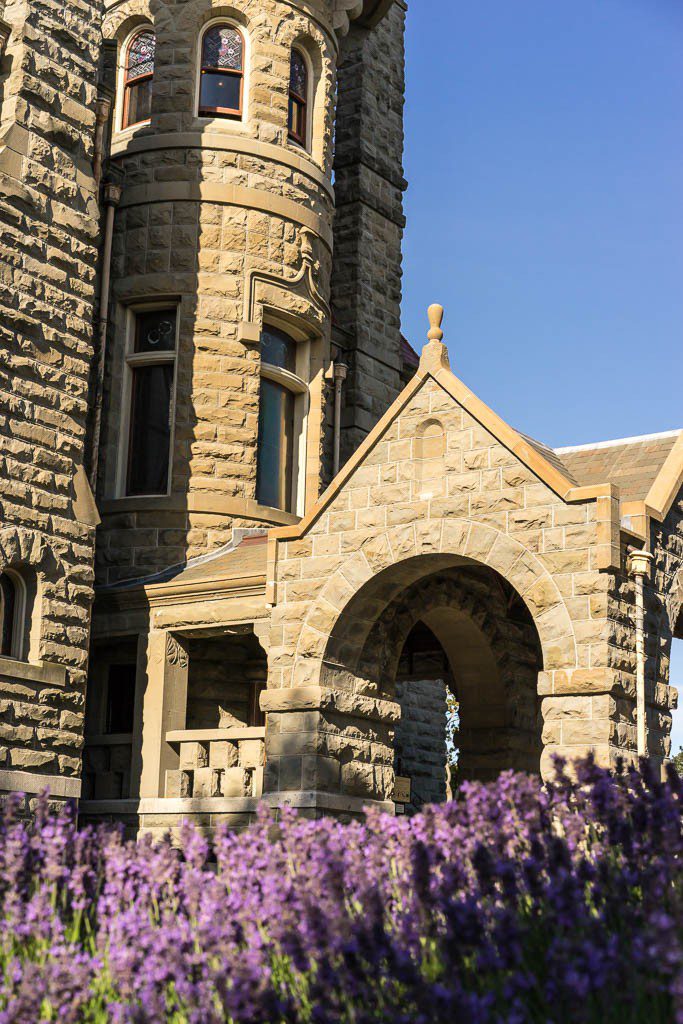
(99, 494), (299, 526)
(260, 685), (400, 723)
(645, 432), (683, 520)
(109, 133), (335, 200)
(117, 182), (334, 250)
(263, 790), (395, 814)
(0, 769), (81, 799)
(268, 360), (594, 551)
(0, 657), (67, 687)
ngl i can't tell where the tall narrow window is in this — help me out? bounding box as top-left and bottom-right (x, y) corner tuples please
(256, 326), (308, 513)
(288, 49), (308, 146)
(199, 24), (244, 118)
(125, 307), (178, 496)
(123, 29), (156, 129)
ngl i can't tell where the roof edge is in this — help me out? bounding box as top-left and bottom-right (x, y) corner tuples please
(555, 428), (682, 455)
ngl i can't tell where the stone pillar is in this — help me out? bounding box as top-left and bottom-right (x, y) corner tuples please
(138, 632), (189, 799)
(331, 0), (408, 466)
(261, 685), (398, 817)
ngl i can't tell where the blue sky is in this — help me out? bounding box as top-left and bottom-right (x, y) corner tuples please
(399, 0), (683, 749)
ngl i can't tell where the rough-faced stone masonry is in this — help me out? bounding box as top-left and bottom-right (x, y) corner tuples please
(1, 0), (681, 832)
(0, 0), (102, 805)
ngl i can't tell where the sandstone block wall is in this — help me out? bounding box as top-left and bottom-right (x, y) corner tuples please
(0, 0), (102, 801)
(95, 0), (341, 586)
(331, 0), (407, 465)
(263, 365), (678, 806)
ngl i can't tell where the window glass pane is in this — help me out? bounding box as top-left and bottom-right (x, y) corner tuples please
(134, 308), (177, 353)
(199, 70), (242, 113)
(202, 26), (243, 70)
(256, 377), (294, 511)
(127, 363), (174, 496)
(290, 50), (307, 101)
(0, 574), (15, 658)
(288, 97), (305, 141)
(127, 31), (156, 81)
(126, 79), (153, 126)
(260, 325), (297, 372)
(106, 664), (137, 734)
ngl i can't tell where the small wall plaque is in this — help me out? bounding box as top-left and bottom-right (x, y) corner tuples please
(393, 776), (411, 804)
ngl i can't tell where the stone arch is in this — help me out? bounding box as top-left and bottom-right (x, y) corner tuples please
(0, 528), (53, 663)
(0, 527), (50, 576)
(176, 0), (257, 34)
(275, 19), (334, 169)
(294, 518), (576, 688)
(103, 1), (155, 41)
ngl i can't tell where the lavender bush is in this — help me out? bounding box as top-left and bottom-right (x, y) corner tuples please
(0, 757), (681, 1023)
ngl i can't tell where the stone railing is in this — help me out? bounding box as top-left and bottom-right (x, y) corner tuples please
(164, 728), (265, 800)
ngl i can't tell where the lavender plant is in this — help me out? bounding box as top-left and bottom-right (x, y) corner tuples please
(0, 757), (681, 1024)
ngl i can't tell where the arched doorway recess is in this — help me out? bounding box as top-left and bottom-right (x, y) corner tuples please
(317, 555), (545, 808)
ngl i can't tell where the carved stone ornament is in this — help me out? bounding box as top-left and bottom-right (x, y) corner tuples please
(166, 634), (188, 669)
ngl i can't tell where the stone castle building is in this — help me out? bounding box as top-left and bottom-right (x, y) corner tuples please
(0, 0), (681, 833)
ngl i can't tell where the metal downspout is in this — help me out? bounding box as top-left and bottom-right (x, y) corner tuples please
(332, 362), (347, 478)
(89, 182), (122, 493)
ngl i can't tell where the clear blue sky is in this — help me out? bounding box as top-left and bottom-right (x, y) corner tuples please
(400, 0), (683, 750)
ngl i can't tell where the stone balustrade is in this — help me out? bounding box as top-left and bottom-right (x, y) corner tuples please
(164, 728), (265, 800)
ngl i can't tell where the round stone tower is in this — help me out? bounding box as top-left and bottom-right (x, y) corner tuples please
(94, 0), (402, 585)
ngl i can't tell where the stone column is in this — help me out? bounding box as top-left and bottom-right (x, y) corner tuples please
(261, 685), (398, 817)
(138, 632), (189, 799)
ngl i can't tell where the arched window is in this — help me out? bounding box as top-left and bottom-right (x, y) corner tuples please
(123, 28), (156, 129)
(199, 24), (244, 119)
(0, 570), (25, 660)
(288, 49), (308, 146)
(256, 325), (308, 513)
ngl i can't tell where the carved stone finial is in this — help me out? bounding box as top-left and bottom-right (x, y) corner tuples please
(427, 303), (444, 342)
(419, 303), (450, 374)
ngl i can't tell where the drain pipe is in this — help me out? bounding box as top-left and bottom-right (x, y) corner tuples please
(332, 362), (347, 478)
(89, 182), (122, 492)
(629, 548), (654, 758)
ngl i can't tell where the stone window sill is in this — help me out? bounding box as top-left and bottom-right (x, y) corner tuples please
(0, 656), (66, 687)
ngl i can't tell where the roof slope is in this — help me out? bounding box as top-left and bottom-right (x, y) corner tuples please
(555, 431), (682, 503)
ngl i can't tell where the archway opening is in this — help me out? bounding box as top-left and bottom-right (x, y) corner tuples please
(319, 555), (545, 811)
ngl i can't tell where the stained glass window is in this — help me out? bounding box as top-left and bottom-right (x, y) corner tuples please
(123, 29), (155, 128)
(199, 25), (245, 118)
(202, 26), (243, 71)
(288, 49), (308, 146)
(126, 30), (156, 81)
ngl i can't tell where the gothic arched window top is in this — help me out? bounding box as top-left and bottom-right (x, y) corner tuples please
(288, 48), (308, 146)
(199, 24), (244, 118)
(123, 28), (156, 129)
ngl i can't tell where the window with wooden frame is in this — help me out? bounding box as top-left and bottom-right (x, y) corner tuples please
(256, 325), (309, 514)
(123, 307), (178, 497)
(122, 28), (156, 129)
(198, 24), (244, 118)
(288, 49), (308, 146)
